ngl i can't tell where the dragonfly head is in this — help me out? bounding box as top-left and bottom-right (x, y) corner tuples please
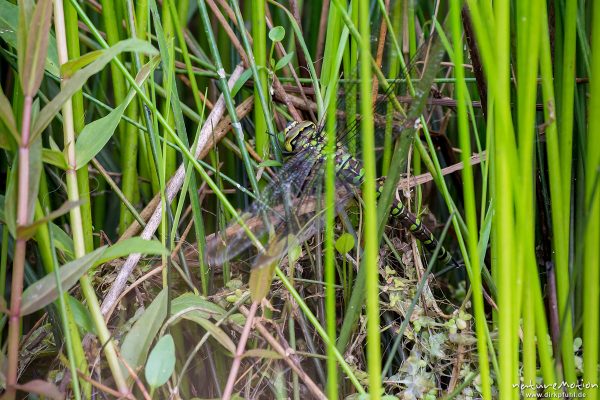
(283, 120), (317, 153)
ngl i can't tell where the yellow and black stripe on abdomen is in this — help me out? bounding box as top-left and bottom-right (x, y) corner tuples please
(376, 181), (452, 264)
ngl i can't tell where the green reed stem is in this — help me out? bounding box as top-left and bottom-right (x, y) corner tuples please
(516, 0), (543, 396)
(450, 2), (490, 398)
(583, 2), (600, 397)
(537, 4), (563, 393)
(493, 1), (521, 397)
(554, 0), (578, 385)
(321, 4), (345, 395)
(357, 0), (381, 397)
(251, 0), (268, 158)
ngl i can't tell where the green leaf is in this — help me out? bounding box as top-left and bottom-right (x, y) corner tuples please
(257, 160), (282, 168)
(0, 85), (18, 145)
(67, 295), (95, 334)
(32, 38), (158, 142)
(75, 55), (160, 169)
(335, 232), (355, 254)
(42, 148), (67, 169)
(60, 49), (103, 78)
(24, 135), (42, 226)
(230, 68), (252, 98)
(187, 317), (236, 354)
(287, 234), (302, 263)
(121, 288), (168, 379)
(169, 294), (235, 353)
(268, 26), (285, 42)
(49, 222), (74, 259)
(16, 0), (34, 81)
(19, 238), (165, 316)
(274, 51), (294, 71)
(20, 0), (53, 96)
(21, 246), (106, 315)
(17, 200), (83, 240)
(3, 0), (59, 77)
(144, 334), (175, 388)
(96, 237), (168, 265)
(171, 292), (227, 320)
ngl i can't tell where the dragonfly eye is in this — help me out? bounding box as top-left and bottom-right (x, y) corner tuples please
(284, 120), (316, 152)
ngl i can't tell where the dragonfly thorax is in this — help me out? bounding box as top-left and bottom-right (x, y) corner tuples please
(283, 120), (322, 153)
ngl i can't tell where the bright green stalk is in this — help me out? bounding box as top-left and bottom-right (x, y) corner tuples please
(492, 0), (519, 398)
(319, 1), (342, 95)
(553, 0), (579, 385)
(450, 2), (490, 398)
(323, 12), (343, 396)
(54, 0), (129, 393)
(252, 0), (268, 158)
(516, 0), (542, 396)
(538, 0), (575, 385)
(537, 5), (564, 390)
(357, 0), (381, 397)
(324, 73), (339, 400)
(583, 1), (600, 397)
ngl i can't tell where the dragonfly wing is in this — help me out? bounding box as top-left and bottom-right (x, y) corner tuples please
(205, 147), (321, 266)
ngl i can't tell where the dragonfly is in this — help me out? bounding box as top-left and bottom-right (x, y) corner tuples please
(205, 31), (455, 269)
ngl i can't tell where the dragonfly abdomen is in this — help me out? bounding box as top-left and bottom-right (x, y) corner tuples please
(334, 147), (453, 265)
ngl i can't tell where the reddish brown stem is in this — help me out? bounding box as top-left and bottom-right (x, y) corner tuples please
(222, 300), (259, 400)
(6, 94), (34, 400)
